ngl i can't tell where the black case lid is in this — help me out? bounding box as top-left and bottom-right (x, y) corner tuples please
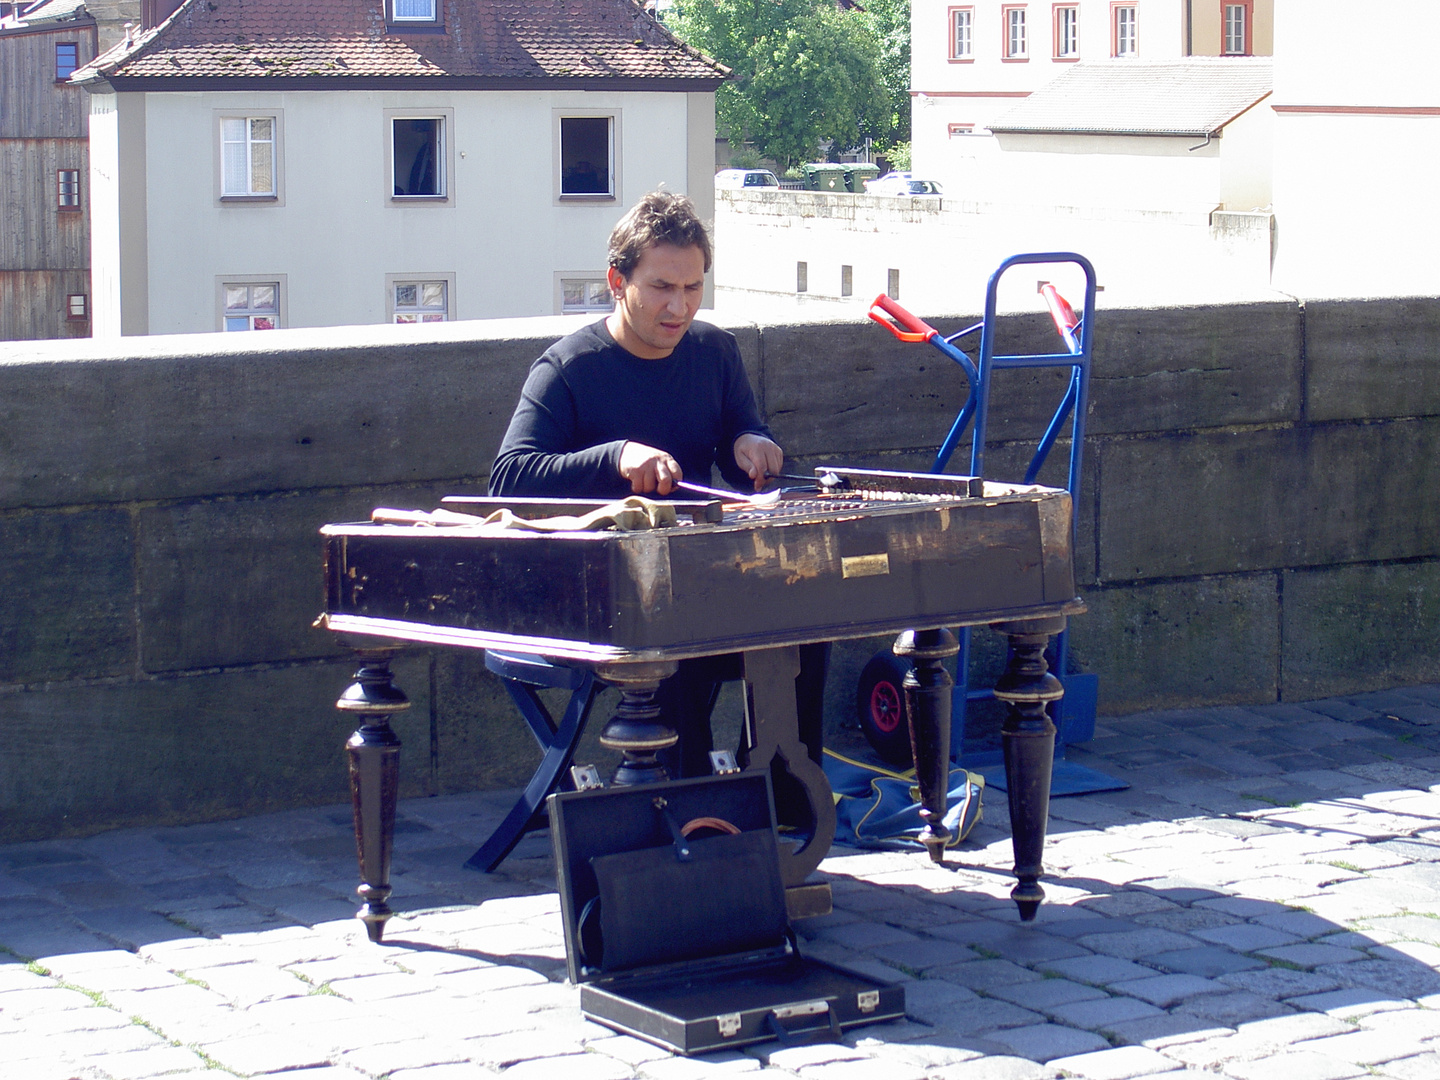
(549, 772), (786, 985)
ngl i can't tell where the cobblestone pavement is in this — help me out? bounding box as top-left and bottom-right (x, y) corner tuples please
(3, 685), (1440, 1080)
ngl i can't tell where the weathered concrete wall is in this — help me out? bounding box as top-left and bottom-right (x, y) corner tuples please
(1, 299), (1436, 841)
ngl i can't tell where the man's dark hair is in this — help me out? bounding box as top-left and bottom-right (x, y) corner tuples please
(607, 191), (713, 277)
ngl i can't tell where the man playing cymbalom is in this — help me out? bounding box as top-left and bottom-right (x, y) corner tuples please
(489, 190), (825, 779)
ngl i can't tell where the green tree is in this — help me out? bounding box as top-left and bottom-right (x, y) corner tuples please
(669, 0), (891, 170)
(861, 0), (911, 146)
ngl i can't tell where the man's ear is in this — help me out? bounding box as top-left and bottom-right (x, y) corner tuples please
(606, 266), (626, 299)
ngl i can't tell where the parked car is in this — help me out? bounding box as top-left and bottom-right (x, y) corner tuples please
(714, 168), (781, 190)
(864, 172), (943, 197)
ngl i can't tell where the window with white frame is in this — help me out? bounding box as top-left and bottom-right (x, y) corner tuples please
(1054, 5), (1079, 58)
(221, 116), (277, 197)
(950, 7), (973, 59)
(1223, 3), (1250, 55)
(392, 117), (444, 197)
(560, 277), (614, 314)
(223, 282), (280, 331)
(1113, 4), (1136, 57)
(558, 114), (615, 199)
(389, 0), (438, 23)
(391, 280), (449, 322)
(57, 169), (80, 209)
(1003, 6), (1028, 59)
(66, 293), (88, 321)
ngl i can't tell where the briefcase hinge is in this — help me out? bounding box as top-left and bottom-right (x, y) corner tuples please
(857, 990), (880, 1013)
(570, 764), (605, 791)
(717, 1012), (742, 1037)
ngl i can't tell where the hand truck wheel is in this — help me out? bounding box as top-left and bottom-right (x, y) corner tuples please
(855, 651), (915, 768)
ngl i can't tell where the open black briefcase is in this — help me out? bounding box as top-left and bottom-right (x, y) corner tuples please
(548, 771), (904, 1055)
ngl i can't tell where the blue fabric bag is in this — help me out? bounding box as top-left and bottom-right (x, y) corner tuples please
(823, 749), (984, 851)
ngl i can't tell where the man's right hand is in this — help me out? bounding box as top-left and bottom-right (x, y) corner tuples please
(619, 441), (682, 495)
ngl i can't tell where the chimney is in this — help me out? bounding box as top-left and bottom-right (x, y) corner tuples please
(141, 0), (185, 31)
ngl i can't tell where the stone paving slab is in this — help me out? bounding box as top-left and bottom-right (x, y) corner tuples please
(1047, 1044), (1180, 1079)
(2, 685), (1439, 1078)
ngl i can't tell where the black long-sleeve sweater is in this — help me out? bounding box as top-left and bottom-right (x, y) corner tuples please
(488, 319), (773, 499)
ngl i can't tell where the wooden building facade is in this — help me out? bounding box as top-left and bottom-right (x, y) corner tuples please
(0, 11), (96, 339)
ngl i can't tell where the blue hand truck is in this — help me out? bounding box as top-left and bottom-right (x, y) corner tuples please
(860, 252), (1125, 797)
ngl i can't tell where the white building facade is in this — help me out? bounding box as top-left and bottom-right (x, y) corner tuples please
(910, 0), (1273, 202)
(1268, 1), (1440, 298)
(78, 0), (724, 336)
(903, 0), (1440, 301)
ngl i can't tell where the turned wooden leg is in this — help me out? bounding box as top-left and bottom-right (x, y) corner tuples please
(595, 660), (679, 786)
(993, 616), (1066, 921)
(895, 628), (959, 864)
(338, 648), (408, 943)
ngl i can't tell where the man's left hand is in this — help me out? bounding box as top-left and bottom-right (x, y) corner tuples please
(733, 433), (784, 491)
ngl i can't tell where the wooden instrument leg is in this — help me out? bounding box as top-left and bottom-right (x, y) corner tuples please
(338, 649), (408, 943)
(993, 616), (1066, 921)
(895, 628), (960, 863)
(740, 646), (837, 888)
(595, 660), (679, 786)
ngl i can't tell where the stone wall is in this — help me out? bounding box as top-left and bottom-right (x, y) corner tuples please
(711, 188), (1277, 315)
(1, 299), (1436, 841)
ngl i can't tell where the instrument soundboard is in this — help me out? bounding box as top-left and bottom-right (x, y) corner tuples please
(319, 469), (1082, 663)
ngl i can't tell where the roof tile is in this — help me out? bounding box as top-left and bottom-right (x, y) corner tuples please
(83, 0), (726, 84)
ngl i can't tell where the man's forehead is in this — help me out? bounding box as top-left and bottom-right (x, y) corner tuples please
(627, 242), (706, 279)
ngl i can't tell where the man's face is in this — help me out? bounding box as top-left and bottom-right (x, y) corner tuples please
(606, 242), (706, 359)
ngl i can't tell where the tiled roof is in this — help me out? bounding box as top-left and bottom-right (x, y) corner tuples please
(79, 0), (727, 86)
(9, 0), (89, 25)
(989, 58), (1272, 137)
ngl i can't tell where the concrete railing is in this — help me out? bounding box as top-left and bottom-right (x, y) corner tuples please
(2, 298), (1437, 841)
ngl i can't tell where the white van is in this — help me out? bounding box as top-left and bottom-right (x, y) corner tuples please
(714, 168), (781, 190)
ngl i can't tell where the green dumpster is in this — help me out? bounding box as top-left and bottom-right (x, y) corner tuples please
(844, 163), (880, 192)
(803, 163), (848, 192)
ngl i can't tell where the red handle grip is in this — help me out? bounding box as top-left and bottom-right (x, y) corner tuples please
(1039, 282), (1081, 354)
(868, 293), (938, 344)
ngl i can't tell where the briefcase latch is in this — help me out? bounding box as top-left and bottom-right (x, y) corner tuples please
(717, 1013), (742, 1038)
(857, 990), (880, 1013)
